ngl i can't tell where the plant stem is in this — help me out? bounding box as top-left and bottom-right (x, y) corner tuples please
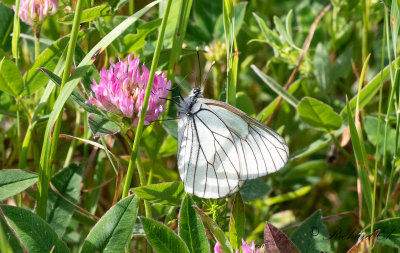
(33, 26), (41, 60)
(63, 111), (81, 168)
(136, 158), (151, 218)
(36, 0), (84, 219)
(362, 0), (370, 63)
(129, 0), (135, 15)
(371, 18), (386, 234)
(121, 0), (173, 199)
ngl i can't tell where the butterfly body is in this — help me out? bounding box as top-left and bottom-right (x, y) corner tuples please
(177, 88), (289, 199)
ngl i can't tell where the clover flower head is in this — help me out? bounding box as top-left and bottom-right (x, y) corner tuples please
(15, 0), (58, 26)
(86, 55), (171, 125)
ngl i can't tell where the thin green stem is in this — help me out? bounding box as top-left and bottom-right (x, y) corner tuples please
(371, 18), (386, 235)
(129, 0), (135, 15)
(33, 26), (41, 60)
(16, 100), (21, 155)
(63, 111), (81, 168)
(122, 0), (173, 199)
(36, 0), (84, 219)
(18, 122), (36, 169)
(362, 0), (370, 63)
(136, 158), (151, 218)
(12, 0), (21, 64)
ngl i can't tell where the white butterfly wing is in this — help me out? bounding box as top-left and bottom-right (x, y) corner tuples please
(177, 98), (289, 199)
(178, 102), (241, 199)
(199, 98), (289, 180)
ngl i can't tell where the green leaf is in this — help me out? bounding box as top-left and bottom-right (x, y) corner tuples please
(123, 19), (162, 53)
(239, 179), (271, 201)
(193, 206), (233, 253)
(132, 182), (185, 206)
(58, 4), (111, 24)
(366, 218), (400, 248)
(0, 169), (37, 201)
(236, 92), (255, 116)
(88, 113), (120, 137)
(47, 164), (83, 237)
(159, 135), (178, 157)
(290, 210), (331, 252)
(0, 58), (24, 97)
(179, 195), (210, 253)
(313, 43), (331, 92)
(141, 217), (190, 253)
(80, 195), (138, 253)
(23, 35), (70, 96)
(214, 2), (248, 39)
(1, 205), (69, 253)
(251, 65), (299, 107)
(229, 193), (245, 251)
(0, 218), (23, 253)
(297, 97), (342, 131)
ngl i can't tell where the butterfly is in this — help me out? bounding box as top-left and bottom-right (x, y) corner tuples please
(177, 87), (289, 199)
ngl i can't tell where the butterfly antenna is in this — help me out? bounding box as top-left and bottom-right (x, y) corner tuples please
(196, 46), (202, 88)
(200, 61), (215, 90)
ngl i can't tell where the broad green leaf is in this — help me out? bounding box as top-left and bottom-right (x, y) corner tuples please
(159, 135), (178, 157)
(132, 182), (185, 206)
(47, 164), (83, 237)
(123, 19), (162, 53)
(23, 35), (70, 96)
(264, 222), (300, 253)
(0, 218), (23, 253)
(194, 206), (233, 253)
(1, 205), (69, 253)
(297, 97), (342, 131)
(0, 169), (37, 201)
(251, 65), (299, 107)
(88, 113), (120, 137)
(365, 218), (400, 248)
(141, 217), (190, 253)
(236, 92), (255, 116)
(290, 210), (330, 252)
(313, 43), (331, 92)
(162, 0), (182, 48)
(80, 195), (138, 253)
(240, 179), (271, 201)
(58, 4), (111, 24)
(179, 195), (210, 253)
(192, 0), (221, 42)
(346, 99), (373, 216)
(229, 193), (245, 250)
(0, 58), (24, 97)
